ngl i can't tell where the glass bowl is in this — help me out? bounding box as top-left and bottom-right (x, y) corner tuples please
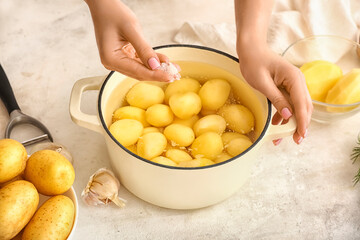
(281, 35), (360, 123)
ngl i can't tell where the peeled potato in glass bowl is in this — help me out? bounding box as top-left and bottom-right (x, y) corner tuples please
(282, 35), (360, 123)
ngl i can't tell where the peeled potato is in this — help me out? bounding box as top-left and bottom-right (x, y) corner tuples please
(164, 124), (195, 147)
(214, 152), (233, 163)
(164, 77), (201, 103)
(112, 106), (149, 127)
(151, 156), (177, 167)
(326, 68), (360, 105)
(178, 158), (214, 168)
(200, 108), (217, 116)
(137, 132), (167, 159)
(145, 104), (174, 127)
(172, 115), (199, 128)
(24, 150), (75, 195)
(226, 138), (253, 157)
(0, 138), (27, 183)
(218, 104), (255, 134)
(126, 82), (164, 109)
(191, 132), (223, 159)
(142, 127), (160, 135)
(169, 92), (202, 119)
(193, 114), (226, 137)
(165, 149), (192, 163)
(126, 144), (137, 154)
(109, 119), (143, 147)
(198, 79), (231, 110)
(300, 60), (342, 102)
(222, 132), (251, 146)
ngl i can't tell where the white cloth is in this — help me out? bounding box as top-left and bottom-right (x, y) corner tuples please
(173, 0), (360, 56)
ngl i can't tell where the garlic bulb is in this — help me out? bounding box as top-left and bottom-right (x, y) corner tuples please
(30, 142), (73, 164)
(81, 168), (126, 208)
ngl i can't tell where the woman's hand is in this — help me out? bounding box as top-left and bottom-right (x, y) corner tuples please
(238, 46), (313, 144)
(234, 0), (312, 145)
(85, 0), (176, 82)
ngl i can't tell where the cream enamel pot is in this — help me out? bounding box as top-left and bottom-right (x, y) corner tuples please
(69, 45), (296, 210)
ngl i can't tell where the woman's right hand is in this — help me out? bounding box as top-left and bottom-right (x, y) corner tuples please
(85, 0), (176, 82)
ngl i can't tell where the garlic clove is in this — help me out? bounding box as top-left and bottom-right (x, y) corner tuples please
(81, 168), (126, 208)
(30, 142), (73, 164)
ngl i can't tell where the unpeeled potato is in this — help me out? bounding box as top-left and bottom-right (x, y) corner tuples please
(0, 180), (39, 240)
(24, 150), (75, 196)
(22, 195), (75, 240)
(0, 138), (27, 183)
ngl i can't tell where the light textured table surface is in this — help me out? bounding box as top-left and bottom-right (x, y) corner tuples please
(1, 1), (360, 239)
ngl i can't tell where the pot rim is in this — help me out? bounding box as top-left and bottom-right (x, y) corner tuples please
(98, 44), (272, 170)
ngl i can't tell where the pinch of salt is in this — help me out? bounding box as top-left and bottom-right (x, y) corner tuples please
(158, 62), (181, 81)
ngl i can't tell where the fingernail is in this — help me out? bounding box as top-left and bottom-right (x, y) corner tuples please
(281, 108), (292, 120)
(148, 57), (160, 70)
(273, 138), (282, 146)
(297, 137), (303, 144)
(304, 129), (308, 138)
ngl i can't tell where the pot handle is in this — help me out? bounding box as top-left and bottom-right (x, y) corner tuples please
(69, 76), (105, 133)
(264, 116), (297, 140)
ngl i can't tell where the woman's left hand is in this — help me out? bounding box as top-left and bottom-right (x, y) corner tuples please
(238, 46), (313, 145)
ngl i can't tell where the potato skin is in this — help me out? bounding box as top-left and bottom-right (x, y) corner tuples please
(0, 180), (39, 240)
(22, 195), (75, 240)
(24, 150), (75, 195)
(0, 138), (27, 183)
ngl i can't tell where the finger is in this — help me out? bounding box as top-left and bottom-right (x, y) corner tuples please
(111, 57), (172, 82)
(156, 53), (181, 72)
(124, 27), (161, 70)
(256, 73), (294, 121)
(285, 71), (312, 143)
(273, 138), (283, 146)
(271, 112), (289, 146)
(156, 53), (169, 63)
(271, 111), (283, 125)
